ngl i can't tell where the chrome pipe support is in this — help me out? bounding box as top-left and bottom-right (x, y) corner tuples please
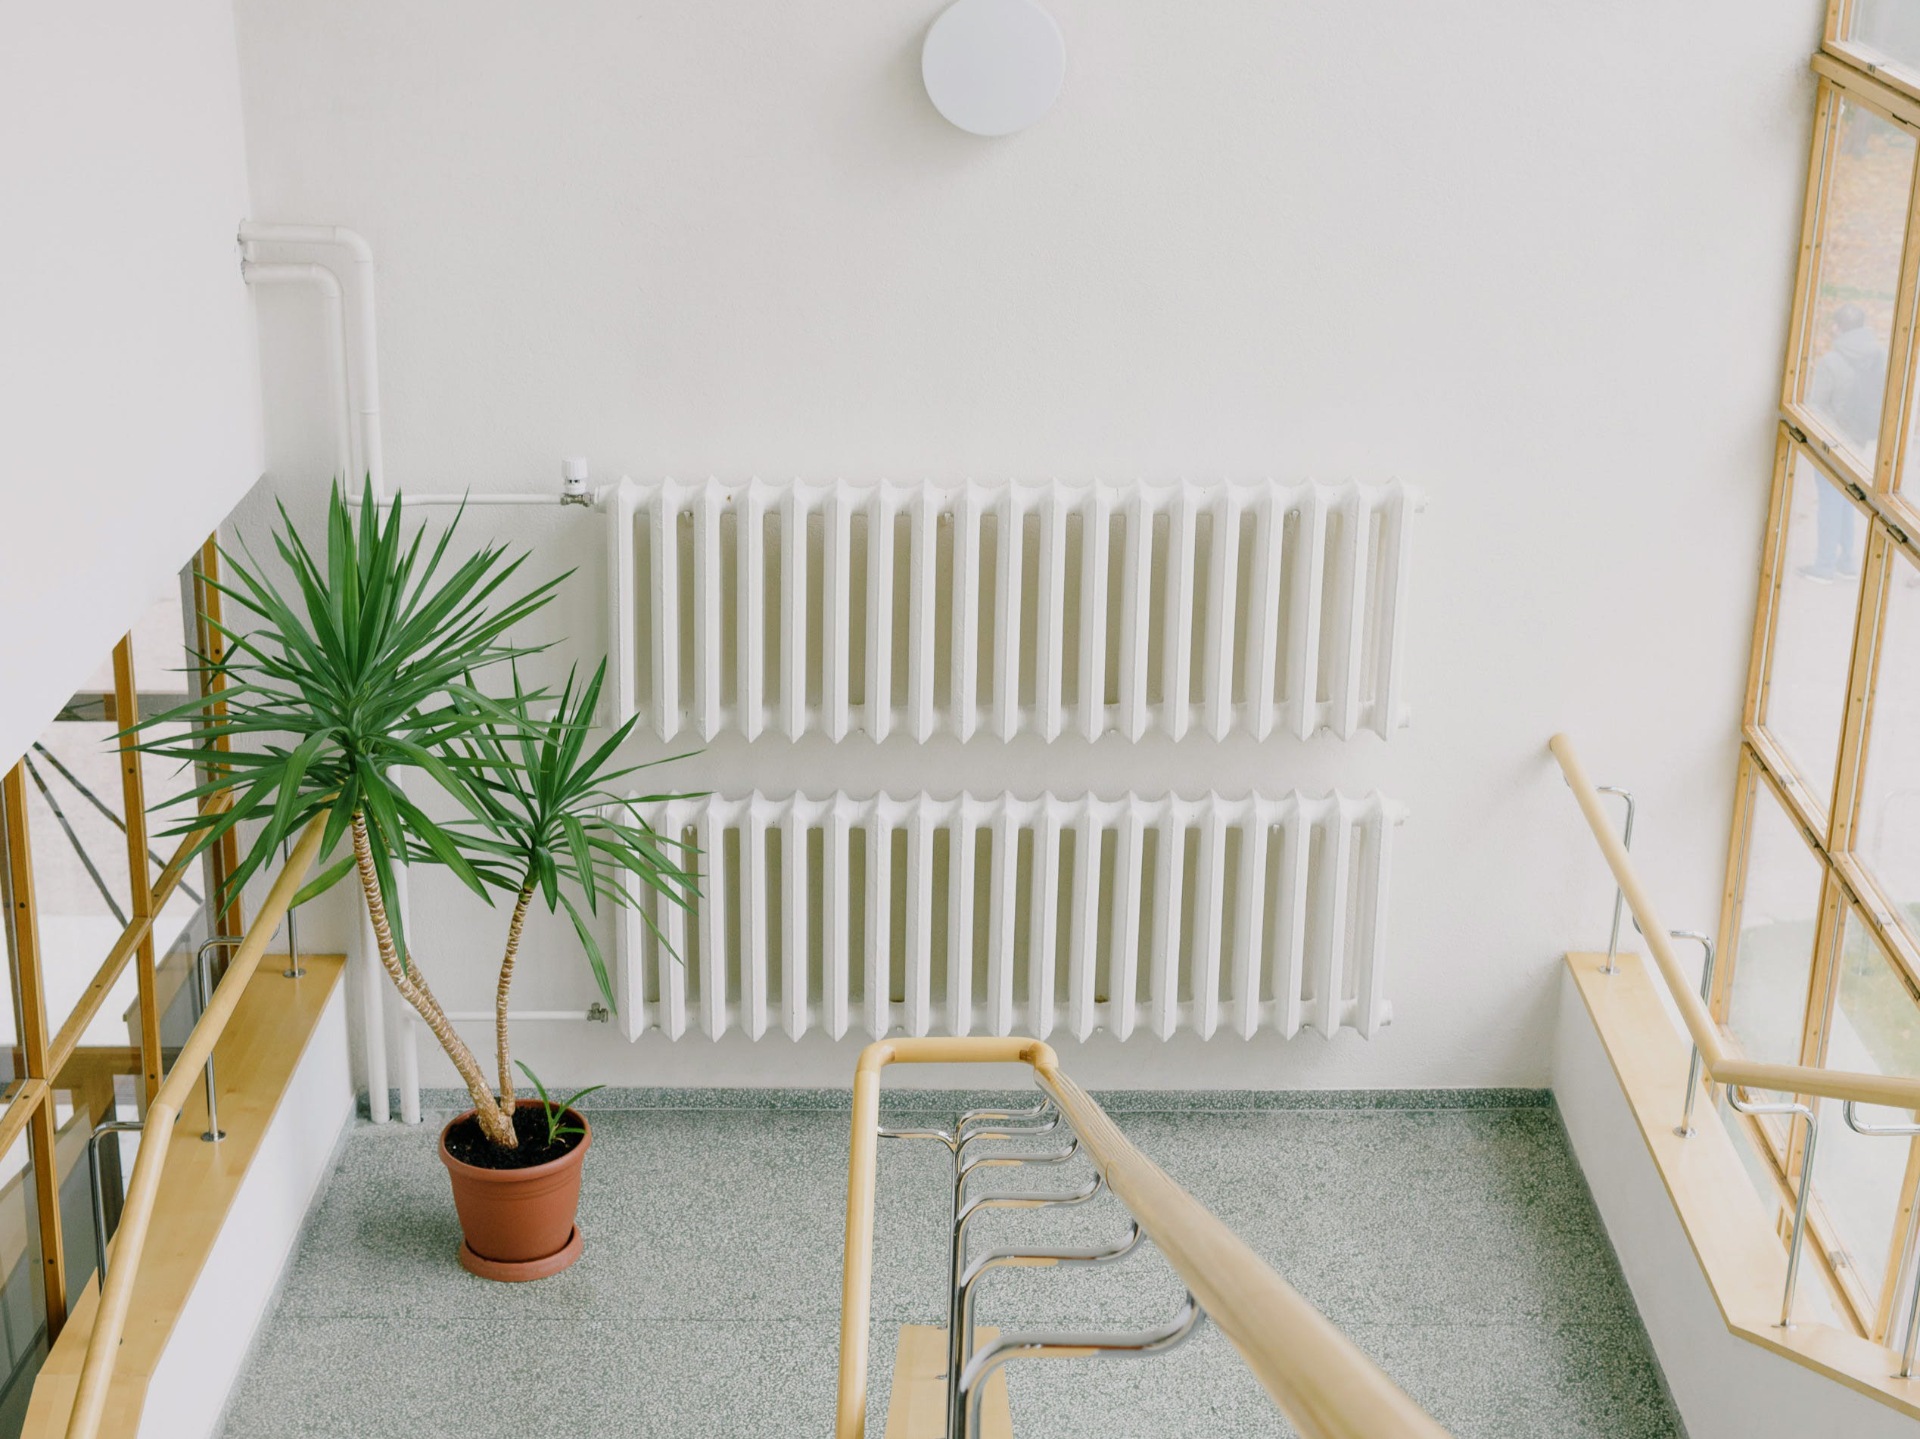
(193, 936), (243, 1141)
(282, 837), (306, 978)
(1594, 785), (1636, 974)
(956, 1291), (1206, 1439)
(1843, 1101), (1920, 1377)
(86, 1118), (146, 1282)
(945, 1130), (1092, 1439)
(1669, 930), (1716, 1138)
(954, 1221), (1146, 1398)
(1729, 1086), (1818, 1327)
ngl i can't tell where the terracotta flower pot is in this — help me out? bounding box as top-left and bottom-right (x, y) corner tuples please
(439, 1101), (591, 1281)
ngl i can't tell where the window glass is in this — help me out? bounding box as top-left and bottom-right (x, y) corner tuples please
(1800, 97), (1912, 473)
(1846, 2), (1920, 88)
(1811, 909), (1920, 1316)
(0, 1126), (47, 1432)
(1858, 545), (1920, 933)
(1762, 450), (1864, 807)
(1727, 775), (1826, 1069)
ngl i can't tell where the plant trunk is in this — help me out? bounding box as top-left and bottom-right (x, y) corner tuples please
(494, 881), (535, 1108)
(351, 812), (518, 1149)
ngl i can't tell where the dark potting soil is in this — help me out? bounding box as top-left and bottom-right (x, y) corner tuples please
(444, 1105), (584, 1170)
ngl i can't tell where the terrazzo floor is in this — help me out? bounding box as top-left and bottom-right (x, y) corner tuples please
(216, 1091), (1683, 1439)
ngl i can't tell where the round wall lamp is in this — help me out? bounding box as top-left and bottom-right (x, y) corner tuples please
(921, 0), (1066, 137)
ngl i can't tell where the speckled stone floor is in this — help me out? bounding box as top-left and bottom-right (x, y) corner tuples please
(216, 1092), (1683, 1439)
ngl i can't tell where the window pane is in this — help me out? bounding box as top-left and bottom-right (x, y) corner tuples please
(1800, 97), (1912, 473)
(1858, 545), (1920, 930)
(1762, 450), (1862, 805)
(1846, 2), (1920, 88)
(1728, 775), (1825, 1067)
(1812, 910), (1920, 1316)
(0, 1124), (48, 1434)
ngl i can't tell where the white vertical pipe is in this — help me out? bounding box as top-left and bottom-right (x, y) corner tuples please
(948, 795), (977, 1035)
(1119, 490), (1152, 741)
(1068, 800), (1100, 1041)
(392, 1000), (421, 1126)
(1149, 797), (1184, 1040)
(1079, 486), (1111, 742)
(865, 798), (892, 1039)
(905, 798), (934, 1036)
(780, 485), (809, 739)
(693, 486), (724, 742)
(1163, 487), (1198, 741)
(866, 487), (895, 743)
(1247, 491), (1283, 743)
(1110, 807), (1143, 1041)
(781, 800), (809, 1040)
(1030, 798), (1062, 1038)
(1036, 485), (1067, 741)
(659, 801), (690, 1039)
(1203, 489), (1240, 741)
(697, 799), (729, 1038)
(1282, 803), (1313, 1037)
(1191, 801), (1227, 1040)
(239, 262), (352, 484)
(1289, 489), (1330, 741)
(825, 489), (853, 742)
(824, 797), (851, 1038)
(992, 487), (1023, 740)
(357, 911), (390, 1123)
(614, 866), (649, 1042)
(1316, 796), (1353, 1039)
(649, 485), (681, 742)
(607, 480), (639, 727)
(909, 489), (938, 742)
(1357, 797), (1396, 1038)
(953, 488), (982, 742)
(987, 801), (1019, 1035)
(741, 800), (768, 1039)
(1328, 489), (1370, 740)
(237, 223), (384, 497)
(1232, 805), (1270, 1040)
(740, 481), (766, 741)
(1375, 482), (1418, 737)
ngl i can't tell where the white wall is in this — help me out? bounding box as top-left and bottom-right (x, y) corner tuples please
(1552, 970), (1920, 1439)
(0, 3), (260, 772)
(232, 1), (1822, 1091)
(145, 977), (352, 1439)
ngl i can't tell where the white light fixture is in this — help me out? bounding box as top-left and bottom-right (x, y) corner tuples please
(921, 0), (1066, 137)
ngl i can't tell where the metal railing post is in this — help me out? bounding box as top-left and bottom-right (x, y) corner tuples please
(1669, 931), (1716, 1138)
(193, 937), (243, 1141)
(281, 837), (306, 978)
(1728, 1087), (1818, 1327)
(1594, 785), (1635, 974)
(1843, 1101), (1920, 1377)
(85, 1118), (146, 1283)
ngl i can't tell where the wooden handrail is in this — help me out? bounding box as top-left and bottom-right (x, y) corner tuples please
(62, 816), (323, 1439)
(835, 1037), (1452, 1439)
(1550, 733), (1920, 1111)
(45, 792), (233, 1083)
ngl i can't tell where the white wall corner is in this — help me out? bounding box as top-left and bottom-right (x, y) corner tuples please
(1552, 967), (1918, 1439)
(141, 979), (353, 1439)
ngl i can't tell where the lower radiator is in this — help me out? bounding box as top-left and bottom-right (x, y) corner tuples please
(615, 790), (1403, 1044)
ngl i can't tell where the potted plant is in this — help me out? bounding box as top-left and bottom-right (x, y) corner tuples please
(139, 482), (697, 1280)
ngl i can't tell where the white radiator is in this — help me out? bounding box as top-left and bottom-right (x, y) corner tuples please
(609, 479), (1418, 744)
(613, 789), (1402, 1045)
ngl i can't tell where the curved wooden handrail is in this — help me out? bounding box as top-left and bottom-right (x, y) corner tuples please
(62, 816), (324, 1439)
(835, 1037), (1452, 1439)
(1550, 732), (1920, 1111)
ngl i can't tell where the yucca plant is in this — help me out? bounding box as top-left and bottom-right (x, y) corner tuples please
(137, 481), (697, 1151)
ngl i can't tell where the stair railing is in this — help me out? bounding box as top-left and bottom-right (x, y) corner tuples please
(836, 1036), (1454, 1439)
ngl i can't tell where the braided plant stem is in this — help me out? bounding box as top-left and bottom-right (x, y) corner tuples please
(494, 883), (535, 1109)
(352, 812), (518, 1148)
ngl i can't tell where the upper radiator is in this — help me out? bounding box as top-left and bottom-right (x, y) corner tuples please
(608, 479), (1418, 744)
(613, 788), (1402, 1045)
